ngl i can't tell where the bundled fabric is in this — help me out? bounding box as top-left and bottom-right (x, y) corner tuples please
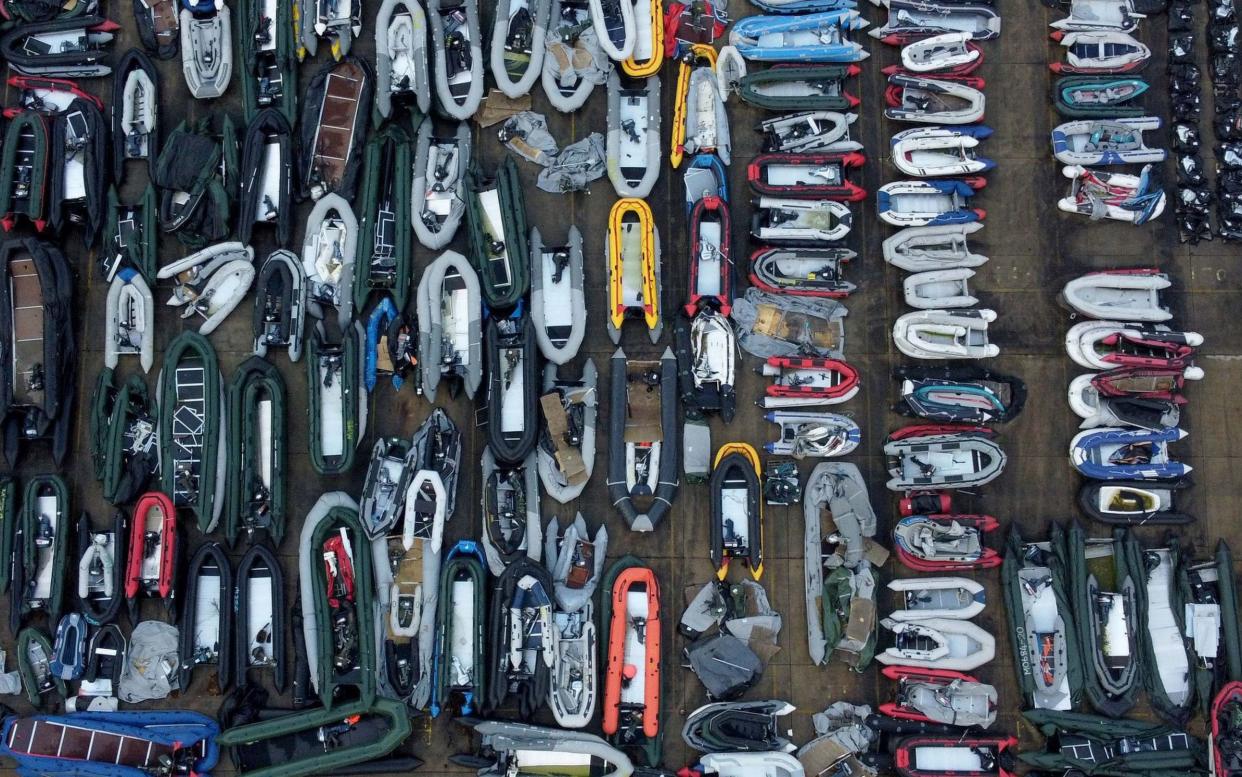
(1020, 709), (1207, 776)
(152, 118), (236, 246)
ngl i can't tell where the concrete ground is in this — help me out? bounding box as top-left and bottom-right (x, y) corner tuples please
(0, 0), (1237, 774)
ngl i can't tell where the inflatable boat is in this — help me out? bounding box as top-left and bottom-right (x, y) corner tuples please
(465, 157), (529, 310)
(1136, 541), (1195, 723)
(881, 666), (997, 728)
(307, 319), (368, 475)
(158, 243), (256, 336)
(237, 110), (294, 248)
(1087, 365), (1200, 405)
(179, 541), (231, 690)
(763, 411), (861, 457)
(886, 74), (985, 124)
(607, 348), (680, 532)
(878, 178), (986, 227)
(538, 361), (598, 503)
(1078, 478), (1192, 524)
(530, 226), (586, 364)
(715, 44), (746, 99)
(16, 626), (62, 707)
(101, 185), (158, 283)
(761, 356), (859, 408)
(111, 50), (159, 186)
(0, 111), (50, 232)
(893, 514), (1000, 571)
(759, 111), (862, 155)
(298, 0), (361, 59)
(1216, 683), (1242, 777)
(359, 437), (416, 540)
(454, 721), (633, 777)
(412, 120), (470, 250)
(621, 0), (663, 76)
(90, 370), (158, 507)
(1052, 116), (1165, 165)
(157, 330), (225, 533)
(0, 17), (117, 78)
(354, 123), (413, 311)
(180, 2), (232, 99)
(872, 0), (1001, 43)
(484, 558), (555, 717)
(895, 364), (1025, 423)
(752, 197), (854, 244)
(1195, 546), (1242, 716)
(48, 98), (106, 242)
(480, 449), (541, 576)
(740, 64), (860, 111)
(75, 511), (126, 626)
(710, 442), (764, 580)
(224, 356), (286, 547)
(899, 31), (982, 73)
(1051, 0), (1141, 32)
(1051, 30), (1150, 74)
(252, 250), (306, 363)
(124, 491), (177, 622)
(877, 617), (996, 671)
(888, 576), (986, 621)
(607, 197), (662, 343)
(687, 195), (734, 315)
(602, 557), (662, 764)
(299, 56), (372, 201)
(491, 0), (551, 98)
(1069, 375), (1180, 429)
(375, 0), (430, 118)
(11, 475), (69, 633)
(235, 542), (286, 693)
(682, 700), (796, 753)
(674, 308), (737, 421)
(684, 155), (730, 214)
(884, 425), (1007, 490)
(891, 733), (1016, 777)
(409, 409), (462, 523)
(903, 268), (978, 308)
(543, 0), (608, 112)
(749, 247), (856, 298)
(1065, 321), (1200, 370)
(892, 126), (994, 177)
(672, 44), (730, 167)
(1070, 426), (1190, 480)
(590, 0), (635, 60)
(1061, 269), (1172, 322)
(1055, 75), (1147, 117)
(237, 0), (296, 122)
(893, 308), (999, 359)
(416, 250), (483, 401)
(884, 223), (987, 271)
(301, 192), (358, 326)
(485, 314), (539, 464)
(606, 71), (661, 198)
(747, 151), (867, 199)
(104, 269), (154, 373)
(431, 540), (487, 717)
(135, 0), (180, 59)
(730, 10), (870, 62)
(544, 512), (607, 613)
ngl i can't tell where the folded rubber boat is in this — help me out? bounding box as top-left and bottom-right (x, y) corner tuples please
(538, 361), (598, 503)
(431, 539), (487, 717)
(606, 71), (661, 198)
(878, 178), (986, 227)
(761, 355), (860, 408)
(530, 226), (586, 364)
(894, 364), (1026, 423)
(750, 247), (856, 298)
(894, 514), (1000, 571)
(608, 348), (680, 532)
(1060, 269), (1172, 322)
(884, 222), (987, 271)
(417, 250), (483, 401)
(886, 74), (985, 124)
(885, 425), (1007, 490)
(1070, 426), (1190, 480)
(739, 63), (860, 111)
(894, 308), (999, 359)
(491, 0), (551, 97)
(428, 0), (484, 118)
(1052, 116), (1165, 165)
(888, 576), (985, 620)
(1055, 75), (1148, 116)
(729, 10), (870, 62)
(179, 1), (232, 99)
(878, 617), (996, 671)
(892, 126), (994, 177)
(607, 198), (662, 343)
(751, 197), (853, 244)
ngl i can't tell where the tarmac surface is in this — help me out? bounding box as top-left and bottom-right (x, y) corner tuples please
(0, 0), (1238, 774)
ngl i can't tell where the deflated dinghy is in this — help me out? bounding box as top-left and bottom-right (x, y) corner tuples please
(354, 123), (413, 311)
(601, 558), (662, 763)
(90, 371), (158, 506)
(682, 699), (796, 753)
(1061, 269), (1172, 322)
(111, 50), (160, 185)
(672, 44), (730, 167)
(1055, 75), (1148, 117)
(895, 364), (1026, 423)
(431, 539), (487, 716)
(729, 10), (870, 62)
(0, 17), (117, 78)
(543, 0), (609, 112)
(485, 557), (556, 717)
(710, 443), (764, 580)
(428, 0), (484, 119)
(237, 0), (297, 122)
(764, 411), (860, 457)
(454, 721), (634, 777)
(49, 98), (107, 243)
(885, 424), (1007, 490)
(888, 576), (986, 621)
(606, 71), (661, 198)
(158, 242), (256, 336)
(299, 56), (372, 200)
(0, 112), (51, 232)
(1052, 116), (1165, 165)
(1065, 321), (1201, 370)
(179, 541), (231, 690)
(881, 666), (997, 728)
(878, 178), (986, 227)
(894, 514), (1000, 571)
(1077, 478), (1193, 524)
(899, 32), (982, 73)
(530, 226), (586, 364)
(607, 197), (663, 343)
(675, 308), (737, 421)
(591, 0), (635, 60)
(886, 74), (985, 124)
(1135, 540), (1195, 723)
(760, 356), (859, 408)
(375, 0), (430, 118)
(884, 223), (987, 271)
(739, 64), (860, 112)
(179, 0), (232, 99)
(747, 151), (867, 200)
(485, 314), (539, 464)
(105, 269), (154, 373)
(157, 331), (225, 533)
(894, 308), (999, 359)
(1001, 527), (1078, 711)
(307, 319), (368, 475)
(872, 0), (1001, 43)
(1051, 31), (1151, 74)
(76, 511), (127, 625)
(238, 108), (294, 247)
(492, 0), (551, 98)
(904, 268), (978, 309)
(301, 193), (358, 326)
(252, 250), (306, 362)
(538, 361), (598, 503)
(730, 288), (848, 360)
(608, 349), (680, 532)
(760, 111), (862, 154)
(892, 126), (995, 177)
(544, 512), (607, 612)
(225, 356), (286, 547)
(750, 247), (856, 298)
(877, 617), (996, 671)
(417, 250), (483, 401)
(124, 491), (177, 621)
(466, 157), (529, 310)
(752, 197), (854, 244)
(1070, 426), (1191, 480)
(298, 0), (361, 59)
(412, 120), (471, 250)
(12, 475), (70, 631)
(480, 448), (542, 575)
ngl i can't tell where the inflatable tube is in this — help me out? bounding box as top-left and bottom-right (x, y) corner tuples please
(606, 70), (661, 198)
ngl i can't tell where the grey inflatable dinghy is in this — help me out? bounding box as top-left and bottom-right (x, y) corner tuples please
(530, 226), (586, 364)
(543, 512), (607, 612)
(761, 111), (862, 154)
(591, 0), (635, 60)
(480, 448), (542, 576)
(903, 269), (978, 309)
(412, 121), (471, 250)
(538, 360), (598, 503)
(606, 71), (661, 198)
(606, 347), (680, 532)
(180, 5), (233, 99)
(883, 223), (988, 272)
(894, 308), (999, 360)
(416, 250), (483, 401)
(543, 0), (609, 112)
(884, 429), (1006, 490)
(158, 242), (256, 336)
(252, 249), (306, 362)
(428, 0), (484, 119)
(301, 192), (357, 328)
(680, 56), (731, 165)
(298, 0), (361, 59)
(549, 601), (597, 728)
(375, 0), (431, 118)
(456, 721), (634, 777)
(491, 0), (552, 98)
(105, 269), (154, 372)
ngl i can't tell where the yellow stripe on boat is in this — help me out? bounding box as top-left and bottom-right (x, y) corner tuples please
(622, 0), (664, 77)
(671, 43), (716, 169)
(712, 442), (763, 580)
(607, 198), (659, 335)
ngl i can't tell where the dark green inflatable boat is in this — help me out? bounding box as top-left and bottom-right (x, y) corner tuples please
(354, 122), (413, 312)
(465, 156), (529, 310)
(225, 356), (287, 547)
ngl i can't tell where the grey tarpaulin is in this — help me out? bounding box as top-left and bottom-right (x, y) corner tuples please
(119, 621), (180, 703)
(500, 112), (606, 193)
(730, 288), (848, 359)
(799, 702), (878, 776)
(686, 633), (763, 700)
(501, 112), (559, 165)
